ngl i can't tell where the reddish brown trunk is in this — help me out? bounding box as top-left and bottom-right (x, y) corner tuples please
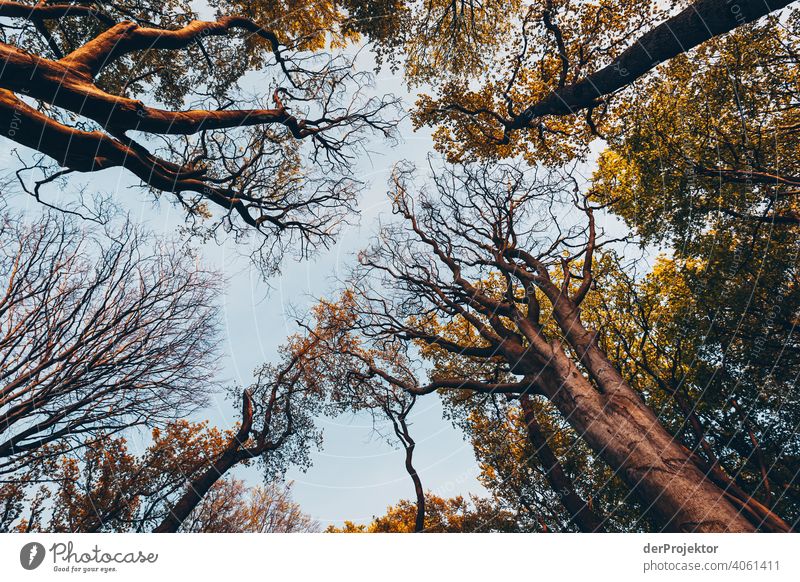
(519, 395), (606, 532)
(535, 328), (755, 531)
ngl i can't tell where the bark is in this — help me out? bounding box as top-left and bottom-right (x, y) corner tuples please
(519, 395), (606, 532)
(153, 449), (243, 533)
(528, 293), (755, 532)
(513, 0), (794, 127)
(402, 428), (425, 533)
(502, 238), (790, 531)
(0, 90), (264, 228)
(154, 392), (254, 533)
(59, 17), (285, 79)
(0, 42), (306, 137)
(372, 164), (789, 532)
(0, 12), (396, 236)
(546, 295), (794, 532)
(502, 264), (756, 531)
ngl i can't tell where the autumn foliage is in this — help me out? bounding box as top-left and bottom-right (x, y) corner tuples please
(1, 0), (798, 534)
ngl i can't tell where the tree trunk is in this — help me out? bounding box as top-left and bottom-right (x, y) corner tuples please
(405, 442), (425, 533)
(519, 395), (606, 532)
(153, 450), (241, 533)
(396, 410), (425, 533)
(533, 336), (755, 532)
(516, 0), (795, 124)
(154, 391), (254, 533)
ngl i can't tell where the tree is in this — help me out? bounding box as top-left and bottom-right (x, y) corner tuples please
(340, 160), (790, 532)
(0, 209), (324, 533)
(290, 297), (429, 532)
(0, 1), (398, 271)
(452, 392), (616, 532)
(2, 420), (233, 532)
(154, 342), (324, 532)
(450, 249), (798, 532)
(293, 292), (614, 532)
(587, 15), (800, 528)
(0, 211), (220, 476)
(386, 0), (796, 162)
(326, 492), (521, 533)
(0, 422), (318, 532)
(588, 253), (800, 531)
(180, 479), (318, 533)
(592, 13), (800, 234)
(307, 290), (635, 532)
(4, 0), (798, 536)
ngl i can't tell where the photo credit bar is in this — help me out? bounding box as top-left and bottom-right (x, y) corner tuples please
(0, 533), (796, 581)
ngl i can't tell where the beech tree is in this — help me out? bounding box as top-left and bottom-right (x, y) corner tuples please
(2, 421), (233, 532)
(3, 1), (798, 535)
(0, 0), (398, 270)
(154, 340), (324, 532)
(383, 0), (797, 162)
(286, 298), (429, 532)
(337, 160), (793, 532)
(180, 479), (319, 533)
(588, 251), (800, 529)
(0, 423), (318, 532)
(326, 493), (521, 533)
(587, 15), (800, 528)
(1, 326), (326, 532)
(447, 250), (799, 532)
(0, 212), (339, 534)
(592, 14), (800, 233)
(301, 293), (612, 532)
(0, 211), (220, 476)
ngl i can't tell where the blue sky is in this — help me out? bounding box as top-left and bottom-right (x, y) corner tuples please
(200, 107), (491, 526)
(0, 46), (489, 528)
(0, 19), (636, 527)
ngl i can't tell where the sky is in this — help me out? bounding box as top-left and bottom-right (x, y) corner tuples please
(0, 11), (640, 527)
(199, 107), (493, 527)
(203, 69), (493, 526)
(0, 44), (491, 528)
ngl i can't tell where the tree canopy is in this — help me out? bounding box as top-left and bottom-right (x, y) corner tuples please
(1, 0), (798, 534)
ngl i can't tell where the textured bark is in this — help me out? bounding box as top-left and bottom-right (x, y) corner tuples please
(532, 335), (755, 532)
(547, 294), (791, 531)
(519, 395), (606, 532)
